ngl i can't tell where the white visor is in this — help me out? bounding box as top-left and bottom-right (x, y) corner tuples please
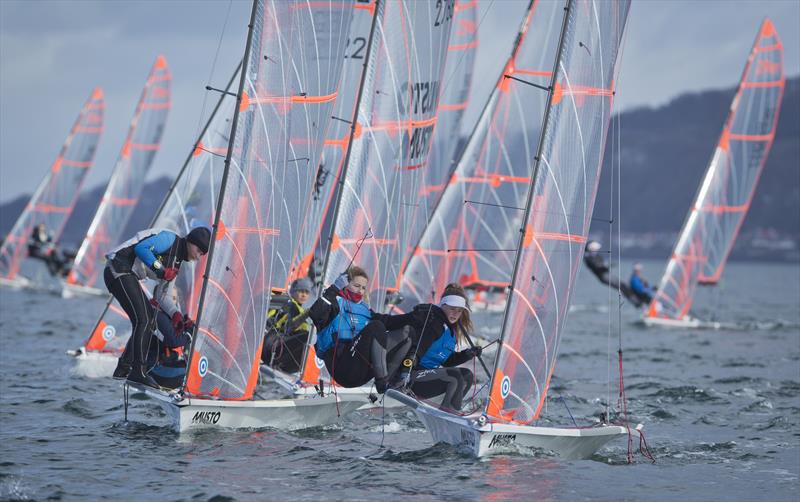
(440, 295), (470, 312)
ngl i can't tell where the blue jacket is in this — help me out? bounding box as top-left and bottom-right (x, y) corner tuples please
(418, 325), (457, 369)
(629, 273), (653, 296)
(134, 231), (177, 268)
(314, 296), (372, 356)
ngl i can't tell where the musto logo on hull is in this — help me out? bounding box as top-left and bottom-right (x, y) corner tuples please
(191, 411), (221, 425)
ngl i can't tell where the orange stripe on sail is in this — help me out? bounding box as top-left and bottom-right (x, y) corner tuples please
(30, 204), (70, 213)
(729, 133), (773, 142)
(438, 102), (468, 111)
(62, 159), (94, 168)
(250, 92), (338, 105)
(694, 203), (749, 214)
(75, 126), (104, 134)
(102, 196), (137, 206)
(225, 227), (280, 236)
(140, 102), (170, 110)
(741, 79), (784, 88)
(369, 116), (438, 133)
(449, 40), (478, 51)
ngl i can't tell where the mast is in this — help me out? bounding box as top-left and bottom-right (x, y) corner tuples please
(317, 0), (383, 290)
(183, 0), (260, 380)
(486, 0), (572, 416)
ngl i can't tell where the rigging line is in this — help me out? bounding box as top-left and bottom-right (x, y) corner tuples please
(437, 0), (494, 99)
(464, 199), (525, 211)
(205, 85), (238, 97)
(463, 331), (492, 379)
(194, 0), (234, 142)
(503, 74), (551, 92)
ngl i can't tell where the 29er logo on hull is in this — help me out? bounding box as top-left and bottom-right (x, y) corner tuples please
(488, 434), (516, 449)
(191, 411), (221, 425)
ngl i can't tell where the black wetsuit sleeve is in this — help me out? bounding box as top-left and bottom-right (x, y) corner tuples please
(443, 349), (472, 367)
(307, 285), (340, 331)
(371, 311), (417, 331)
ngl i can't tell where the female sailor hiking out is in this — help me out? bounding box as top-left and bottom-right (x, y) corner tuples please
(374, 283), (482, 412)
(105, 226), (210, 387)
(261, 277), (314, 373)
(307, 266), (411, 394)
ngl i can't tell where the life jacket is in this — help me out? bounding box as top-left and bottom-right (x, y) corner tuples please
(418, 325), (457, 369)
(105, 228), (181, 280)
(315, 296), (371, 356)
(267, 298), (310, 334)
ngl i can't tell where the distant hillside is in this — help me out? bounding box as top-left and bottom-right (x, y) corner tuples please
(0, 177), (170, 250)
(1, 78), (798, 261)
(591, 76), (799, 261)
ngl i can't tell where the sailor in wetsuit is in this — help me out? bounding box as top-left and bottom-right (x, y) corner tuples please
(306, 266), (411, 393)
(373, 283), (482, 411)
(261, 277), (314, 373)
(629, 263), (655, 305)
(583, 240), (642, 307)
(27, 223), (68, 276)
(104, 226), (210, 387)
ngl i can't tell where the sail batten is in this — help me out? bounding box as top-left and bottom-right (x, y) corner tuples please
(647, 18), (784, 319)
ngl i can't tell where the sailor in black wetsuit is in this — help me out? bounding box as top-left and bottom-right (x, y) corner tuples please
(104, 226), (210, 387)
(27, 223), (68, 276)
(306, 266), (411, 393)
(374, 283), (482, 411)
(583, 240), (642, 307)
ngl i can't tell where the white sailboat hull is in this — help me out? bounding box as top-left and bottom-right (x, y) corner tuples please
(0, 276), (33, 289)
(68, 347), (118, 378)
(61, 282), (106, 299)
(260, 365), (404, 410)
(387, 390), (638, 459)
(133, 384), (365, 432)
(640, 315), (721, 330)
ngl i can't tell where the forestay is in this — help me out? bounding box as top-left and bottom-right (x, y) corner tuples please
(67, 56), (171, 289)
(486, 0), (630, 424)
(401, 0), (561, 303)
(647, 19), (785, 322)
(0, 88), (104, 280)
(322, 0), (455, 309)
(81, 67), (240, 354)
(184, 0), (354, 400)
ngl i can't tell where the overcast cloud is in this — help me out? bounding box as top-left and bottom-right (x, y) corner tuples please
(1, 0), (798, 203)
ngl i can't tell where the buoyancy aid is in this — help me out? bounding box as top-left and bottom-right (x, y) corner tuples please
(314, 296), (371, 356)
(418, 325), (457, 369)
(267, 298), (310, 334)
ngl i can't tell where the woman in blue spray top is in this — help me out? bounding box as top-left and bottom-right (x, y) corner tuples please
(307, 266), (411, 393)
(374, 283), (481, 411)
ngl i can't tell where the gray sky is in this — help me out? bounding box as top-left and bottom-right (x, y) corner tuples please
(1, 0), (798, 203)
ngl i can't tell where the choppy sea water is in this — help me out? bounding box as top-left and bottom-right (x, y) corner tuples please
(0, 260), (798, 501)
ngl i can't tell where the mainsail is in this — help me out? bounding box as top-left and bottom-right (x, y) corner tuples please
(646, 19), (785, 322)
(81, 66), (240, 354)
(184, 0), (354, 400)
(67, 56), (171, 289)
(400, 0), (478, 287)
(486, 0), (630, 424)
(400, 0), (561, 304)
(321, 0), (456, 309)
(0, 88), (104, 280)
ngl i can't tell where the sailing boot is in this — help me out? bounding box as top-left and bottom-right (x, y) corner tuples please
(126, 365), (159, 388)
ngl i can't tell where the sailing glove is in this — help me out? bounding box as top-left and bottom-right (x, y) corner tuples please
(163, 267), (179, 281)
(333, 272), (349, 291)
(467, 346), (482, 358)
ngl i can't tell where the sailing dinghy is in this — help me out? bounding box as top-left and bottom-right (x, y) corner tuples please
(388, 0), (636, 458)
(126, 0), (371, 432)
(642, 19), (785, 329)
(263, 0), (464, 408)
(63, 56), (171, 298)
(0, 88), (104, 290)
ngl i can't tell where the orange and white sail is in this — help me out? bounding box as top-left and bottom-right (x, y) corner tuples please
(400, 0), (560, 304)
(321, 0), (456, 310)
(183, 0), (355, 400)
(486, 0), (630, 424)
(0, 88), (104, 281)
(646, 19), (785, 323)
(67, 56), (171, 289)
